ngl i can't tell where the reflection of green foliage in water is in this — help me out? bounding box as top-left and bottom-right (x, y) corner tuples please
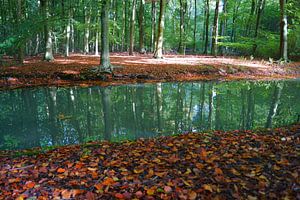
(0, 80), (299, 150)
(2, 135), (20, 150)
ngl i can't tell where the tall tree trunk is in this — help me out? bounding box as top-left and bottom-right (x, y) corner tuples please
(153, 0), (166, 59)
(139, 0), (146, 53)
(219, 0), (227, 55)
(252, 0), (265, 54)
(17, 0), (24, 64)
(178, 0), (187, 54)
(245, 0), (256, 36)
(151, 1), (157, 52)
(41, 0), (54, 61)
(84, 4), (91, 54)
(121, 0), (126, 51)
(193, 0), (197, 52)
(99, 0), (112, 72)
(129, 0), (137, 55)
(65, 8), (71, 57)
(279, 0), (288, 61)
(204, 0), (210, 54)
(211, 0), (220, 57)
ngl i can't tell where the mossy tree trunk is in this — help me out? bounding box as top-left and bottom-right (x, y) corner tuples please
(154, 0), (166, 59)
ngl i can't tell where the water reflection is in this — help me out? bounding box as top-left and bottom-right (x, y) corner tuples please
(0, 80), (299, 150)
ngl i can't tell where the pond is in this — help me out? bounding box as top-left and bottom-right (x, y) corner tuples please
(0, 79), (299, 150)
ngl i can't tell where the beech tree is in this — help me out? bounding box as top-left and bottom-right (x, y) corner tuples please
(153, 0), (166, 59)
(279, 0), (288, 61)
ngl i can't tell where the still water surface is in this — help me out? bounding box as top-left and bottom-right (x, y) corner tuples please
(0, 80), (299, 150)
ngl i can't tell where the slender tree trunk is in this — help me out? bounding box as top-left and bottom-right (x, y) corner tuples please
(99, 0), (112, 72)
(41, 0), (54, 61)
(121, 0), (126, 51)
(279, 0), (288, 61)
(204, 0), (210, 54)
(139, 0), (146, 53)
(252, 0), (265, 54)
(84, 5), (91, 54)
(129, 0), (137, 55)
(178, 0), (187, 54)
(154, 0), (166, 59)
(193, 0), (197, 52)
(245, 0), (256, 36)
(211, 0), (220, 57)
(151, 1), (157, 52)
(17, 0), (24, 64)
(219, 0), (227, 55)
(65, 9), (71, 57)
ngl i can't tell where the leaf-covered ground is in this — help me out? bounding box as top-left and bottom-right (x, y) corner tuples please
(1, 54), (300, 90)
(1, 124), (299, 199)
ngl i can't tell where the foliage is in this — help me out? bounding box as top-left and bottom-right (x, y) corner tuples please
(0, 123), (299, 199)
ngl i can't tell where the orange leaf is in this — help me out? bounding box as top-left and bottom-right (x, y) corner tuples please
(203, 184), (213, 192)
(188, 191), (197, 200)
(215, 167), (223, 175)
(200, 148), (207, 160)
(57, 168), (65, 173)
(25, 181), (35, 189)
(146, 188), (155, 196)
(115, 193), (124, 199)
(102, 177), (115, 186)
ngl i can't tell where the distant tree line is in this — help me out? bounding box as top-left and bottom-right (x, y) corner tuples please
(0, 0), (299, 68)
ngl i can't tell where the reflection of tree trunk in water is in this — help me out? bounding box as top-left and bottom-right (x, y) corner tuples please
(175, 83), (183, 132)
(101, 87), (112, 141)
(246, 84), (255, 129)
(208, 84), (214, 130)
(23, 91), (39, 147)
(156, 83), (163, 131)
(87, 88), (92, 137)
(215, 87), (222, 130)
(199, 83), (206, 128)
(67, 88), (83, 143)
(137, 86), (145, 132)
(131, 88), (138, 138)
(266, 83), (283, 128)
(46, 88), (59, 145)
(240, 89), (246, 130)
(187, 84), (194, 131)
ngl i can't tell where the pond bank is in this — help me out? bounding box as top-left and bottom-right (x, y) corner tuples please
(1, 124), (299, 199)
(0, 54), (300, 90)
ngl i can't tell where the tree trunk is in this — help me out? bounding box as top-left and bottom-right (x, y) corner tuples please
(17, 0), (24, 64)
(41, 0), (54, 61)
(151, 1), (157, 52)
(279, 0), (288, 61)
(129, 0), (137, 55)
(139, 0), (146, 53)
(252, 0), (265, 54)
(99, 0), (112, 72)
(219, 0), (227, 55)
(153, 0), (166, 59)
(65, 10), (71, 57)
(193, 0), (197, 52)
(84, 5), (91, 54)
(121, 0), (126, 51)
(245, 0), (256, 36)
(204, 0), (210, 54)
(178, 0), (187, 54)
(211, 0), (220, 57)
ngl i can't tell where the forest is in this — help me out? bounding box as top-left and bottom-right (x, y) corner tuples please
(0, 0), (300, 199)
(0, 0), (300, 65)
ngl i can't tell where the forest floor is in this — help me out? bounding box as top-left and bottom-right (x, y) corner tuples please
(0, 53), (300, 89)
(0, 124), (299, 199)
